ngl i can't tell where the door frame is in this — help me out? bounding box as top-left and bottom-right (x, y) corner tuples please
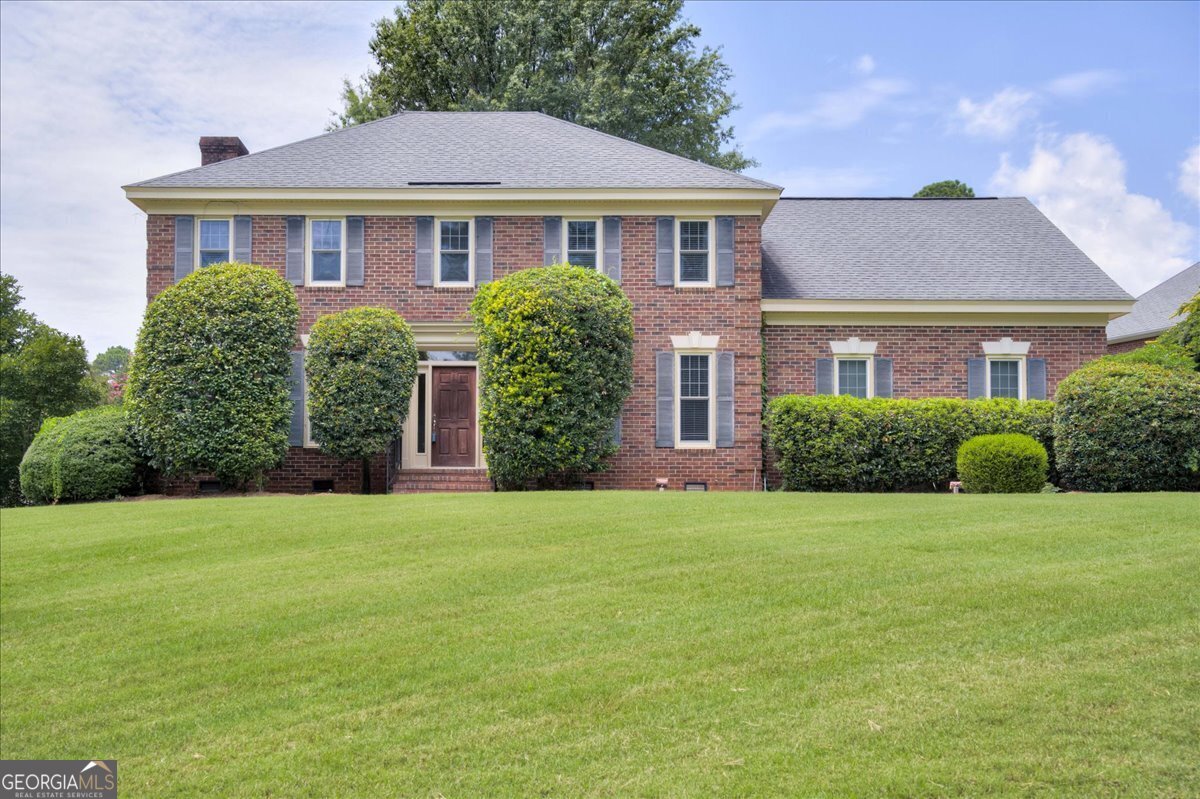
(402, 360), (483, 470)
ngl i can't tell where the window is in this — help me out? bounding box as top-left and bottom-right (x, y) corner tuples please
(836, 358), (870, 398)
(564, 219), (600, 269)
(437, 219), (472, 285)
(678, 352), (713, 445)
(989, 359), (1022, 399)
(677, 220), (712, 285)
(308, 219), (344, 285)
(415, 373), (427, 455)
(197, 219), (231, 267)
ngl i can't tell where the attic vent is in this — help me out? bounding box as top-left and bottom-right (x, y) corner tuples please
(406, 181), (502, 186)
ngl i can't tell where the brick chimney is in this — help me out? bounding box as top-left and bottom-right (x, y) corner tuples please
(199, 136), (248, 166)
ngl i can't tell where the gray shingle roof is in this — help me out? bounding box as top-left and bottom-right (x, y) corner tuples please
(1107, 262), (1199, 342)
(128, 112), (779, 191)
(761, 197), (1132, 302)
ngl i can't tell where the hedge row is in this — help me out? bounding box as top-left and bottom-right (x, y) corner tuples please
(766, 395), (1055, 492)
(18, 406), (144, 504)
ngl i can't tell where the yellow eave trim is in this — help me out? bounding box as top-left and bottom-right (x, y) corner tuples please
(123, 185), (781, 202)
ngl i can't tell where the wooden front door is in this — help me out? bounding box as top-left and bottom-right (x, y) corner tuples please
(432, 367), (476, 467)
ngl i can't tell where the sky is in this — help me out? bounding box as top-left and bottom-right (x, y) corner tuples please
(1, 0), (1197, 357)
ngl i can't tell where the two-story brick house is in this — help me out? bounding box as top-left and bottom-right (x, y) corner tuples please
(124, 112), (1133, 492)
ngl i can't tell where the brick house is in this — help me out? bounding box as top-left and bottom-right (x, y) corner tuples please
(123, 112), (1133, 493)
(1106, 261), (1198, 353)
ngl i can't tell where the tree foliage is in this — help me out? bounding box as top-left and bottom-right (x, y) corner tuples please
(126, 263), (299, 488)
(1155, 289), (1200, 369)
(914, 180), (976, 198)
(305, 307), (418, 493)
(335, 0), (754, 171)
(93, 345), (132, 376)
(471, 265), (634, 489)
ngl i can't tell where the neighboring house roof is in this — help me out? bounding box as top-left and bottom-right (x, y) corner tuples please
(761, 197), (1132, 302)
(127, 112), (779, 192)
(1106, 261), (1200, 343)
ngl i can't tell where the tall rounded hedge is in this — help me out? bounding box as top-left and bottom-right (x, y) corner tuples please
(471, 265), (634, 489)
(18, 407), (143, 504)
(956, 433), (1048, 494)
(126, 262), (299, 488)
(1054, 361), (1200, 492)
(306, 307), (418, 493)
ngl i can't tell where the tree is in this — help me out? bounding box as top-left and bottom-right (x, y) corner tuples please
(914, 180), (976, 198)
(471, 265), (634, 489)
(126, 262), (299, 489)
(305, 307), (418, 494)
(335, 0), (754, 171)
(1156, 290), (1200, 370)
(0, 277), (99, 504)
(93, 345), (131, 376)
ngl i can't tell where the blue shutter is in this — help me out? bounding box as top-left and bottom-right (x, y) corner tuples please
(874, 357), (893, 398)
(603, 216), (622, 283)
(656, 217), (674, 286)
(233, 216), (252, 263)
(1026, 358), (1047, 400)
(656, 352), (674, 447)
(288, 351), (305, 446)
(475, 217), (493, 285)
(716, 216), (735, 287)
(415, 217), (434, 286)
(346, 217), (365, 286)
(543, 217), (562, 265)
(815, 358), (834, 395)
(285, 216), (305, 286)
(173, 216), (194, 282)
(967, 358), (987, 399)
(716, 351), (735, 448)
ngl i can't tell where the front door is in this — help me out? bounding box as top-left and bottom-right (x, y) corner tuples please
(432, 367), (476, 467)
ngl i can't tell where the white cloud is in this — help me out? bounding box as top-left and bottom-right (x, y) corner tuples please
(991, 133), (1197, 294)
(757, 166), (887, 197)
(853, 54), (876, 76)
(0, 1), (388, 356)
(954, 87), (1037, 139)
(748, 78), (910, 139)
(1179, 144), (1200, 204)
(1043, 69), (1123, 99)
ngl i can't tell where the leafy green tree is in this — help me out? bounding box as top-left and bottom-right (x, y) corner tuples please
(126, 263), (299, 489)
(93, 345), (131, 377)
(1156, 290), (1200, 369)
(335, 0), (754, 171)
(914, 180), (976, 198)
(305, 307), (419, 494)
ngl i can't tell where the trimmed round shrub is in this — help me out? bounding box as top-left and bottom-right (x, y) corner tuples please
(1054, 361), (1200, 492)
(126, 262), (299, 488)
(956, 434), (1048, 494)
(18, 415), (67, 504)
(18, 407), (143, 504)
(306, 307), (418, 493)
(471, 265), (634, 489)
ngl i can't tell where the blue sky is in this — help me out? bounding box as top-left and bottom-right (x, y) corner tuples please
(1, 0), (1197, 355)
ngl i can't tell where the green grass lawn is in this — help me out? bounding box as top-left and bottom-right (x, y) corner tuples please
(1, 493), (1197, 797)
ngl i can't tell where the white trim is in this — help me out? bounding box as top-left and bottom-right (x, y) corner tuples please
(981, 337), (1031, 356)
(194, 216), (232, 268)
(828, 337), (877, 355)
(670, 331), (721, 350)
(125, 185), (782, 204)
(985, 356), (1027, 400)
(674, 350), (715, 449)
(434, 217), (474, 287)
(305, 217), (346, 287)
(833, 355), (874, 399)
(675, 217), (716, 287)
(762, 298), (1134, 321)
(1107, 328), (1168, 346)
(561, 217), (604, 271)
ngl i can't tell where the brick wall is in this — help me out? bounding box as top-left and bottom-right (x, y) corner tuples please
(763, 324), (1108, 400)
(1107, 337), (1151, 354)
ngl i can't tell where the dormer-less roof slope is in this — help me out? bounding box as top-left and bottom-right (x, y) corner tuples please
(1107, 261), (1200, 343)
(761, 197), (1132, 302)
(127, 111), (780, 191)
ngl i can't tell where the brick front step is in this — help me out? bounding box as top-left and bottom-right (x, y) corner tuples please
(391, 469), (493, 494)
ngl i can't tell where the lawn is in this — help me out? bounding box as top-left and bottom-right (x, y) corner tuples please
(1, 493), (1197, 797)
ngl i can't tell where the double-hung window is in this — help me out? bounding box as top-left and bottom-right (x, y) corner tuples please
(564, 219), (600, 269)
(678, 352), (713, 446)
(988, 359), (1022, 399)
(437, 219), (472, 285)
(836, 358), (870, 398)
(677, 219), (713, 285)
(197, 219), (231, 267)
(308, 219), (344, 285)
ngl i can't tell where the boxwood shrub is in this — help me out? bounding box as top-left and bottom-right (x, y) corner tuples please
(956, 434), (1048, 494)
(18, 415), (67, 505)
(765, 395), (1055, 492)
(18, 407), (144, 504)
(1054, 361), (1200, 492)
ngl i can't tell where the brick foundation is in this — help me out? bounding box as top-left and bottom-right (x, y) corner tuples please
(162, 450), (388, 496)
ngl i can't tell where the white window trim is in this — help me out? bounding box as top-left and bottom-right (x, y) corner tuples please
(834, 355), (875, 398)
(986, 356), (1027, 400)
(434, 217), (474, 287)
(195, 217), (233, 269)
(306, 217), (347, 287)
(675, 217), (716, 287)
(674, 350), (716, 449)
(561, 217), (604, 271)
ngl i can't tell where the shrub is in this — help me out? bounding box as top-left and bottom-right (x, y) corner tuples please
(956, 434), (1048, 494)
(765, 395), (1055, 492)
(306, 307), (418, 493)
(18, 407), (143, 504)
(1054, 361), (1200, 492)
(1156, 291), (1200, 370)
(1093, 341), (1194, 372)
(471, 265), (634, 489)
(126, 263), (299, 488)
